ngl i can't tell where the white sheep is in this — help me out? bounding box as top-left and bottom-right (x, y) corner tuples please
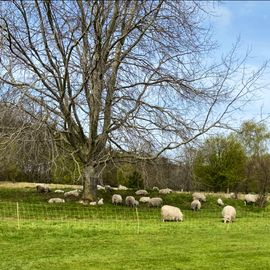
(139, 197), (150, 203)
(244, 194), (258, 205)
(161, 205), (183, 222)
(98, 198), (104, 205)
(134, 200), (139, 207)
(89, 201), (97, 206)
(135, 190), (148, 196)
(112, 194), (123, 205)
(54, 189), (65, 194)
(64, 190), (80, 198)
(48, 198), (65, 203)
(97, 185), (105, 190)
(159, 188), (172, 195)
(152, 187), (159, 191)
(125, 196), (136, 207)
(222, 205), (236, 223)
(148, 197), (163, 207)
(118, 184), (129, 190)
(192, 192), (206, 202)
(217, 198), (224, 206)
(191, 199), (201, 211)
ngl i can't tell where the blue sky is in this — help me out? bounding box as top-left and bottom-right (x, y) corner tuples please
(209, 1), (270, 123)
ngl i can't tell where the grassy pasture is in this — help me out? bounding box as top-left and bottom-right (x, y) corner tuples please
(0, 185), (270, 270)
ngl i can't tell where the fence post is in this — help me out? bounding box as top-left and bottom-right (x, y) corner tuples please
(16, 202), (20, 230)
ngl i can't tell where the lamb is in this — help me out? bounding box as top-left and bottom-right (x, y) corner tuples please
(36, 184), (50, 193)
(125, 196), (137, 207)
(159, 188), (172, 195)
(161, 205), (183, 222)
(134, 200), (139, 207)
(139, 197), (150, 203)
(222, 205), (236, 223)
(191, 199), (201, 211)
(192, 192), (206, 202)
(217, 198), (224, 206)
(64, 190), (80, 198)
(135, 190), (148, 196)
(48, 198), (65, 203)
(148, 197), (163, 207)
(112, 194), (123, 205)
(244, 194), (258, 205)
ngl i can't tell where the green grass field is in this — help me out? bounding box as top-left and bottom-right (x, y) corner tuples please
(0, 186), (270, 270)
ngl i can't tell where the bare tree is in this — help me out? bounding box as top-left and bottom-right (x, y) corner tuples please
(0, 1), (266, 201)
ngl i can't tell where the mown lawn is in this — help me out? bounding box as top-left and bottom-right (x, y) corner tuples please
(0, 187), (270, 270)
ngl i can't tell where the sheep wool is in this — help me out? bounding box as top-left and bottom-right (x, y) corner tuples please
(191, 199), (201, 211)
(148, 197), (163, 207)
(64, 190), (80, 198)
(161, 205), (183, 222)
(217, 198), (224, 206)
(135, 190), (148, 196)
(222, 205), (236, 223)
(159, 188), (172, 195)
(139, 197), (150, 203)
(125, 196), (136, 207)
(48, 198), (65, 203)
(244, 194), (258, 205)
(112, 194), (123, 205)
(192, 192), (206, 202)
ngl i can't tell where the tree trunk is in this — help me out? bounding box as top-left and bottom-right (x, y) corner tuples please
(82, 164), (98, 202)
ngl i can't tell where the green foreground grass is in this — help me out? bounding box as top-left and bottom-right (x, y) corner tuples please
(0, 187), (270, 270)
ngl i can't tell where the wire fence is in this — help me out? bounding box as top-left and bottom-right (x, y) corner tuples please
(0, 201), (270, 233)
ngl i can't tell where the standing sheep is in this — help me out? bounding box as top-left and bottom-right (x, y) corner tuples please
(222, 205), (236, 223)
(161, 205), (183, 222)
(244, 194), (258, 205)
(217, 198), (224, 206)
(125, 196), (137, 207)
(112, 194), (123, 205)
(148, 197), (163, 207)
(191, 199), (201, 211)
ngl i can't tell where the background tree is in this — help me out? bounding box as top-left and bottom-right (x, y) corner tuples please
(238, 121), (270, 206)
(0, 1), (265, 201)
(194, 135), (246, 192)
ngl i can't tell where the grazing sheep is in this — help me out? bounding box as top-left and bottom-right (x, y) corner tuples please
(48, 198), (65, 203)
(36, 184), (50, 193)
(222, 205), (236, 223)
(159, 188), (172, 195)
(148, 197), (163, 207)
(217, 198), (224, 206)
(191, 199), (201, 211)
(64, 190), (80, 198)
(161, 205), (183, 222)
(192, 192), (206, 202)
(118, 184), (129, 190)
(112, 194), (123, 205)
(135, 190), (148, 196)
(125, 196), (136, 207)
(244, 194), (258, 205)
(98, 198), (104, 205)
(54, 189), (65, 194)
(139, 197), (150, 203)
(152, 187), (159, 191)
